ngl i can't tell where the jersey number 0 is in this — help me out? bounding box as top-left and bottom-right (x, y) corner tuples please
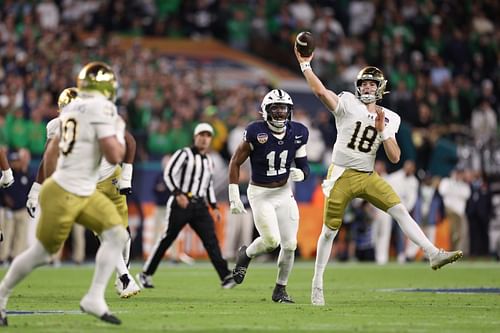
(61, 118), (78, 156)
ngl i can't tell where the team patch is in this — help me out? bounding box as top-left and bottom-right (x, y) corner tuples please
(257, 133), (268, 144)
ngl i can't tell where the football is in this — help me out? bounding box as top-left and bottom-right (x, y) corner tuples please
(295, 31), (315, 57)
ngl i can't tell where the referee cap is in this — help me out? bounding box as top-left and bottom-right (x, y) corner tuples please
(194, 123), (214, 136)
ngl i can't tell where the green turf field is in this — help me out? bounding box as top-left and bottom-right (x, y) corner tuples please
(0, 260), (499, 332)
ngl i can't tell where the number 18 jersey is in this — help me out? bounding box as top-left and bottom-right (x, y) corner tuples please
(331, 92), (400, 172)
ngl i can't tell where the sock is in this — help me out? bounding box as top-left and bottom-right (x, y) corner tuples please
(123, 228), (131, 269)
(0, 241), (51, 308)
(312, 225), (338, 289)
(86, 227), (127, 301)
(387, 204), (438, 257)
(276, 249), (295, 286)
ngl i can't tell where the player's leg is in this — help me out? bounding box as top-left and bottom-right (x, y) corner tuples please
(96, 171), (140, 297)
(272, 187), (299, 303)
(372, 209), (393, 265)
(311, 168), (353, 305)
(233, 185), (281, 284)
(0, 179), (79, 326)
(246, 185), (281, 256)
(77, 191), (127, 324)
(364, 173), (462, 269)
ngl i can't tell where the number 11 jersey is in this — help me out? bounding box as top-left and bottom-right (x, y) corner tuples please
(331, 91), (401, 172)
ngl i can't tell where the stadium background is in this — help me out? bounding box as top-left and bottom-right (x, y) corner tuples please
(0, 0), (498, 261)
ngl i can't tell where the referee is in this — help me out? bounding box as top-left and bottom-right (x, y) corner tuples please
(137, 123), (236, 289)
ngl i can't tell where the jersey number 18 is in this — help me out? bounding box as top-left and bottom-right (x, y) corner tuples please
(347, 121), (377, 153)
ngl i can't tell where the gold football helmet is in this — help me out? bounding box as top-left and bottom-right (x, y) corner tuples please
(57, 87), (79, 111)
(76, 61), (117, 101)
(355, 66), (388, 104)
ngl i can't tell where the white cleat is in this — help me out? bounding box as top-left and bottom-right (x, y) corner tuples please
(120, 277), (141, 299)
(311, 287), (325, 306)
(115, 274), (141, 298)
(430, 249), (463, 270)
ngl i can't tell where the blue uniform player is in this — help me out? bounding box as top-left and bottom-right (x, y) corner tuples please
(229, 89), (310, 303)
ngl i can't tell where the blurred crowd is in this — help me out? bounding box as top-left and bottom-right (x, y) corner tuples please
(0, 1), (499, 261)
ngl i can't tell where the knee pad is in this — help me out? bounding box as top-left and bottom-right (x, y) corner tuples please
(262, 236), (280, 252)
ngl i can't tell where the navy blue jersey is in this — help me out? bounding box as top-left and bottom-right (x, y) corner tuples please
(244, 120), (309, 184)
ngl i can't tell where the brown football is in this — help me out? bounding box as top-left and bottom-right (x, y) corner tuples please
(295, 31), (315, 57)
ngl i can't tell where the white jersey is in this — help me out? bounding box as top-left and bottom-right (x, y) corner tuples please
(46, 105), (122, 184)
(330, 91), (400, 172)
(51, 92), (120, 196)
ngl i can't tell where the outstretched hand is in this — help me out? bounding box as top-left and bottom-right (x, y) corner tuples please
(294, 45), (314, 64)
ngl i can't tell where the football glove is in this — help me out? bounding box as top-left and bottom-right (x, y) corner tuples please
(228, 183), (246, 214)
(289, 167), (305, 182)
(118, 163), (133, 195)
(26, 182), (41, 218)
(0, 168), (14, 188)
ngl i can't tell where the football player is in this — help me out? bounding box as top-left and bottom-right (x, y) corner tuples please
(229, 89), (310, 303)
(26, 86), (140, 298)
(294, 46), (463, 306)
(0, 62), (128, 326)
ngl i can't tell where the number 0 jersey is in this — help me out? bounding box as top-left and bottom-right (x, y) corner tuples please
(244, 120), (309, 184)
(51, 92), (119, 196)
(331, 92), (400, 172)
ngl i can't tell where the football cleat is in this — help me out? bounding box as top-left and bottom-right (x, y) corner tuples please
(136, 272), (154, 289)
(221, 274), (237, 289)
(430, 249), (463, 270)
(272, 284), (294, 304)
(80, 294), (121, 325)
(232, 246), (251, 284)
(311, 287), (325, 306)
(115, 274), (141, 298)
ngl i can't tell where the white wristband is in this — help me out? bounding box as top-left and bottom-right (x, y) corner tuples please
(379, 128), (391, 141)
(121, 163), (133, 181)
(300, 62), (311, 72)
(228, 183), (240, 203)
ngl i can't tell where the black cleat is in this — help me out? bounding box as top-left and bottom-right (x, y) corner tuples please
(136, 272), (154, 289)
(232, 246), (251, 284)
(80, 305), (121, 325)
(100, 313), (121, 325)
(272, 284), (295, 304)
(0, 310), (7, 326)
(221, 274), (237, 289)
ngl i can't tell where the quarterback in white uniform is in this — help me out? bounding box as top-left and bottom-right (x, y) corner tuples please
(0, 62), (128, 326)
(295, 46), (463, 306)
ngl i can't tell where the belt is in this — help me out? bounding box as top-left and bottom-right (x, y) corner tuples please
(187, 192), (204, 203)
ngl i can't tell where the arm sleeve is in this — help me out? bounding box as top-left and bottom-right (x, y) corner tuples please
(164, 149), (187, 194)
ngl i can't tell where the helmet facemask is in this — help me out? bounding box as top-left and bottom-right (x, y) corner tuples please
(354, 66), (387, 104)
(264, 103), (291, 133)
(260, 89), (293, 133)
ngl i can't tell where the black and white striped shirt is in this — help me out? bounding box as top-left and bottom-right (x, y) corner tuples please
(164, 146), (217, 208)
